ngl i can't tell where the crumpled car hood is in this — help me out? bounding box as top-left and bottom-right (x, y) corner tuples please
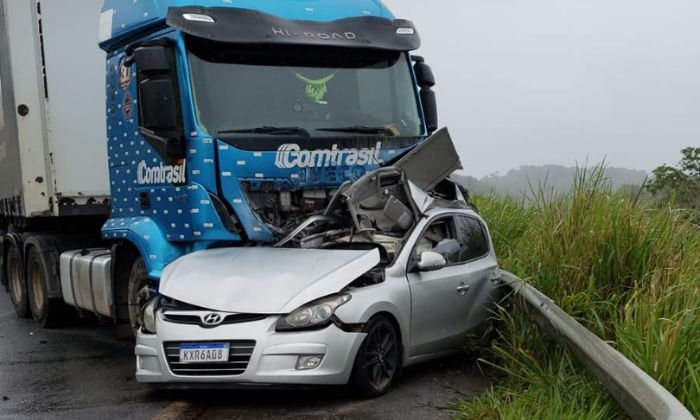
(159, 247), (380, 314)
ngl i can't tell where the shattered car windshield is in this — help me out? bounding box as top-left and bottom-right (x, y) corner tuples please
(186, 37), (423, 138)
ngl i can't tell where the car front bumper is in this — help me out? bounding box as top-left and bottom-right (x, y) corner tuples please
(135, 314), (367, 385)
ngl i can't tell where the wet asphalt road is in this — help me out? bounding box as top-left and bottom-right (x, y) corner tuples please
(0, 289), (493, 420)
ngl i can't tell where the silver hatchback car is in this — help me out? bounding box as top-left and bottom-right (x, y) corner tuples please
(135, 129), (503, 395)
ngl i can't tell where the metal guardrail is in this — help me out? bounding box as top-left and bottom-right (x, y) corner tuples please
(499, 271), (695, 420)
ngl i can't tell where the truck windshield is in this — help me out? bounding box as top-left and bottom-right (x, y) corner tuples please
(186, 37), (423, 138)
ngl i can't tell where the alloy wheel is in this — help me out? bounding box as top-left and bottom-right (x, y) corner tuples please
(362, 322), (399, 390)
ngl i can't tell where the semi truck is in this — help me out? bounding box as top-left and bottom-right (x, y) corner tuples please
(0, 0), (439, 334)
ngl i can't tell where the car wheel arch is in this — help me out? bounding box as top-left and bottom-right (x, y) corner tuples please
(368, 311), (405, 366)
(341, 303), (408, 367)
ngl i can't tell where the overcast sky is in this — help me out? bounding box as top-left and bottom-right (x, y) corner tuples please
(386, 0), (700, 177)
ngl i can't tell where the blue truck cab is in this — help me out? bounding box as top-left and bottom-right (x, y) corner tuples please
(98, 0), (438, 283)
(0, 0), (438, 332)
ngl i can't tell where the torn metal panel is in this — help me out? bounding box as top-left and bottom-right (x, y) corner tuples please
(275, 214), (337, 247)
(342, 168), (418, 234)
(394, 127), (461, 192)
(337, 128), (462, 232)
(278, 127), (470, 258)
(408, 180), (434, 214)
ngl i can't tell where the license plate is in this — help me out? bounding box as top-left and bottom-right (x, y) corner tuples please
(179, 343), (230, 364)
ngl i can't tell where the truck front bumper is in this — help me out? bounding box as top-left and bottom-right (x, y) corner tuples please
(135, 315), (366, 385)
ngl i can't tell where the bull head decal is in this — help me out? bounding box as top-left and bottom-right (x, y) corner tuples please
(295, 72), (336, 103)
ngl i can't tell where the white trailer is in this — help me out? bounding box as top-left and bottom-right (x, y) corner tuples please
(0, 0), (112, 327)
(0, 0), (109, 219)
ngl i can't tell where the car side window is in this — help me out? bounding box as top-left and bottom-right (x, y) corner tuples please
(454, 216), (489, 262)
(413, 217), (461, 265)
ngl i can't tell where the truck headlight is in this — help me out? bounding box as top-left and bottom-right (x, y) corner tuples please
(141, 297), (160, 334)
(276, 294), (351, 332)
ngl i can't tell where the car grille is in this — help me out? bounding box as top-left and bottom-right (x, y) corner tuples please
(162, 312), (268, 328)
(164, 340), (256, 376)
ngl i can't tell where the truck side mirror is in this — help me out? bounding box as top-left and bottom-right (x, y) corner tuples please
(413, 57), (438, 133)
(420, 88), (438, 133)
(133, 42), (185, 161)
(414, 62), (435, 89)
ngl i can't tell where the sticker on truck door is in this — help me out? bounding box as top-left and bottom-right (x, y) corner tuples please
(122, 91), (133, 120)
(98, 9), (114, 43)
(119, 59), (131, 89)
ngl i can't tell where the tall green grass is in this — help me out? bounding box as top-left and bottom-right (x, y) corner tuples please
(457, 167), (700, 419)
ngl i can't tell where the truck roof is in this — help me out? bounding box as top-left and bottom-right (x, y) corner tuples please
(99, 0), (394, 52)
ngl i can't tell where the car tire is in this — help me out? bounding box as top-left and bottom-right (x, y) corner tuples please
(6, 243), (30, 318)
(349, 316), (401, 397)
(26, 247), (64, 328)
(127, 257), (150, 337)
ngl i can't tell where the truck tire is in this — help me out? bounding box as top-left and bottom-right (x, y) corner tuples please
(127, 257), (150, 336)
(1, 235), (7, 292)
(26, 247), (64, 328)
(6, 243), (30, 318)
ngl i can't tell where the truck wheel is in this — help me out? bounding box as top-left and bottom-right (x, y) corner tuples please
(1, 236), (7, 292)
(6, 243), (30, 318)
(127, 257), (150, 336)
(26, 247), (63, 328)
(349, 316), (401, 397)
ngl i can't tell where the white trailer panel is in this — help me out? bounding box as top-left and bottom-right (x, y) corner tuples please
(41, 0), (109, 199)
(0, 0), (109, 218)
(0, 1), (21, 215)
(1, 0), (51, 216)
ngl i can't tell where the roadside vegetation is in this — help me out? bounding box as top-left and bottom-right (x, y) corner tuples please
(455, 157), (700, 419)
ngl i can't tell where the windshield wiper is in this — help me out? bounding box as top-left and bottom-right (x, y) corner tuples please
(316, 126), (398, 136)
(217, 126), (311, 137)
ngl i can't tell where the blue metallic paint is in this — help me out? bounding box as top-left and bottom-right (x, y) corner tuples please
(103, 31), (241, 274)
(100, 0), (425, 278)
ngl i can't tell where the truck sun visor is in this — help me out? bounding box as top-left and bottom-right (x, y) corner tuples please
(166, 6), (421, 51)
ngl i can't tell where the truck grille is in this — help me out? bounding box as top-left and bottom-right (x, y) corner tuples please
(164, 340), (256, 376)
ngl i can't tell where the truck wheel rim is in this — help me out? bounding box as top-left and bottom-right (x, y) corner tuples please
(8, 255), (23, 304)
(29, 257), (45, 317)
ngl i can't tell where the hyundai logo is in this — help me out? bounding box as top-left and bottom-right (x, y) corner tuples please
(202, 313), (224, 327)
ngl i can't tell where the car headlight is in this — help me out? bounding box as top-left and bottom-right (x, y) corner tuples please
(276, 294), (351, 332)
(141, 297), (160, 334)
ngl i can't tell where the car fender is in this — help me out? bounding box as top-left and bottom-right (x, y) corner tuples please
(335, 278), (411, 361)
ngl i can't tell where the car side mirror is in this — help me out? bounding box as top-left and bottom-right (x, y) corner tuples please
(132, 42), (185, 161)
(417, 251), (447, 271)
